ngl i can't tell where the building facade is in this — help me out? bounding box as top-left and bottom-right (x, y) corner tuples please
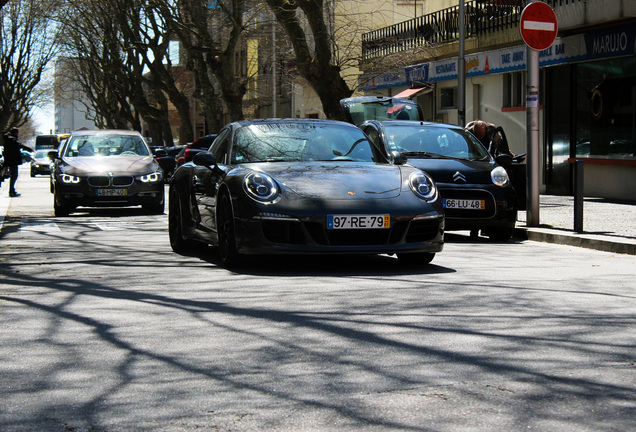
(355, 0), (636, 200)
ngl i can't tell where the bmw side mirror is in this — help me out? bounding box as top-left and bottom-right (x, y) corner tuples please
(47, 150), (59, 160)
(192, 151), (218, 170)
(391, 151), (408, 165)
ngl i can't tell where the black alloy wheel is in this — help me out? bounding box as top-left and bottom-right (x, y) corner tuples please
(216, 193), (239, 267)
(168, 187), (198, 252)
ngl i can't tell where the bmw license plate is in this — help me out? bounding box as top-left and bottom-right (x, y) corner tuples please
(96, 189), (128, 197)
(443, 199), (484, 209)
(327, 214), (390, 229)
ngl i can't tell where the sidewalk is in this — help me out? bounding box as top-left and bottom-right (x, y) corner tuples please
(515, 195), (636, 255)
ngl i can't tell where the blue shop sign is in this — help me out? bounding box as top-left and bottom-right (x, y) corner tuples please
(584, 25), (636, 60)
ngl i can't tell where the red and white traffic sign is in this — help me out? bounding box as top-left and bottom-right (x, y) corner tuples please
(520, 1), (558, 51)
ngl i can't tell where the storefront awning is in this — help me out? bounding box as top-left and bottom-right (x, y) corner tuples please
(394, 86), (433, 99)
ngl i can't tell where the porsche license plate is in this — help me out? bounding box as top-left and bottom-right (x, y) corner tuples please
(443, 199), (484, 209)
(96, 189), (128, 197)
(327, 214), (390, 229)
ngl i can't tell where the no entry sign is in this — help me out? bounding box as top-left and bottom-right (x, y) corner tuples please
(520, 1), (558, 51)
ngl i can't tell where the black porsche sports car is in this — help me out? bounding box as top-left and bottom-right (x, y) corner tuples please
(358, 120), (517, 241)
(49, 129), (165, 216)
(168, 118), (445, 267)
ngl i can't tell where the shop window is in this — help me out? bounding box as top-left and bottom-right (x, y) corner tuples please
(576, 56), (636, 158)
(440, 87), (456, 109)
(503, 72), (525, 108)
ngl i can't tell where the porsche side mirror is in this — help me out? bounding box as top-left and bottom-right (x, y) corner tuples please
(192, 151), (218, 170)
(391, 151), (408, 165)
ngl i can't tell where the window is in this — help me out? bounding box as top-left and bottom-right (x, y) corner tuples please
(503, 72), (526, 108)
(440, 87), (456, 109)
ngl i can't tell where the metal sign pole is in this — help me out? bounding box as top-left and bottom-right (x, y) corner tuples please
(526, 46), (540, 226)
(457, 0), (466, 127)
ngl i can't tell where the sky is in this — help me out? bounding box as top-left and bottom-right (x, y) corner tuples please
(32, 104), (55, 135)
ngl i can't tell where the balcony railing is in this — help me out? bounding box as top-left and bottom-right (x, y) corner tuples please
(361, 0), (581, 60)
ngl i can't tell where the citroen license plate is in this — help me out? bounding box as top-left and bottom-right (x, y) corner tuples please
(443, 199), (484, 209)
(327, 214), (390, 229)
(96, 189), (128, 197)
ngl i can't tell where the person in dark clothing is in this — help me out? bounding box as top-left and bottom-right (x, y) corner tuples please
(465, 120), (514, 157)
(2, 128), (33, 197)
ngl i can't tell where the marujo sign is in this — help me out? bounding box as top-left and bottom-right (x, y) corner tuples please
(520, 1), (558, 51)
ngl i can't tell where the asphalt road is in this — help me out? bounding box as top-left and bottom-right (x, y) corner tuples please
(1, 170), (635, 432)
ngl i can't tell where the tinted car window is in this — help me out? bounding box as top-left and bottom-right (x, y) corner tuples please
(384, 126), (491, 160)
(230, 123), (379, 163)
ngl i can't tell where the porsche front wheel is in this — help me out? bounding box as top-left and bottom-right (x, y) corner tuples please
(217, 193), (239, 267)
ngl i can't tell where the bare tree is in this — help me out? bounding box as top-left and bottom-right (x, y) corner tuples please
(264, 0), (352, 120)
(167, 0), (250, 126)
(60, 0), (190, 146)
(0, 0), (60, 136)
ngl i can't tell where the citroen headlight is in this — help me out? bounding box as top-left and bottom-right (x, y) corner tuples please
(409, 171), (437, 202)
(61, 174), (81, 184)
(244, 172), (279, 202)
(139, 171), (163, 183)
(491, 166), (510, 187)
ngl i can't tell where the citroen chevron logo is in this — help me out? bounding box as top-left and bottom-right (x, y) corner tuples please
(453, 171), (467, 183)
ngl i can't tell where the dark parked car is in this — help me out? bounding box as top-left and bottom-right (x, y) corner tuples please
(30, 149), (52, 176)
(175, 134), (217, 167)
(358, 120), (517, 240)
(153, 145), (185, 181)
(49, 129), (164, 216)
(169, 118), (444, 267)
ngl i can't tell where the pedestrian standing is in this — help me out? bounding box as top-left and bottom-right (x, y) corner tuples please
(2, 128), (34, 197)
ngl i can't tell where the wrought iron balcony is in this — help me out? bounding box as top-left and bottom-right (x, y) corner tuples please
(361, 0), (582, 60)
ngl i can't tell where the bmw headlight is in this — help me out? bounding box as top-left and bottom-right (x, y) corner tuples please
(139, 171), (163, 183)
(60, 174), (81, 184)
(491, 166), (510, 187)
(244, 172), (279, 202)
(409, 171), (437, 202)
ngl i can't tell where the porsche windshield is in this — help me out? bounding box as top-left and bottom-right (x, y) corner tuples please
(64, 134), (150, 157)
(385, 126), (491, 160)
(232, 123), (381, 163)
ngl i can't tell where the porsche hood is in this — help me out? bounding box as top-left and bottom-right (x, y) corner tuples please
(248, 163), (407, 199)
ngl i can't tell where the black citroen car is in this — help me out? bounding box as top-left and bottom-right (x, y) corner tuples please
(359, 120), (517, 240)
(49, 129), (164, 216)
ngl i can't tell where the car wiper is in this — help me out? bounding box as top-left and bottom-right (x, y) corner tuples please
(401, 151), (454, 159)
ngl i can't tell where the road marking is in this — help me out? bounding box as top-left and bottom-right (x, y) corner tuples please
(19, 220), (62, 232)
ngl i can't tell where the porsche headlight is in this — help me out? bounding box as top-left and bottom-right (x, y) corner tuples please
(139, 171), (163, 183)
(491, 166), (510, 187)
(244, 172), (279, 202)
(60, 174), (81, 184)
(409, 171), (437, 202)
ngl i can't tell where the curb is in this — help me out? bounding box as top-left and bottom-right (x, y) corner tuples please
(513, 227), (636, 256)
